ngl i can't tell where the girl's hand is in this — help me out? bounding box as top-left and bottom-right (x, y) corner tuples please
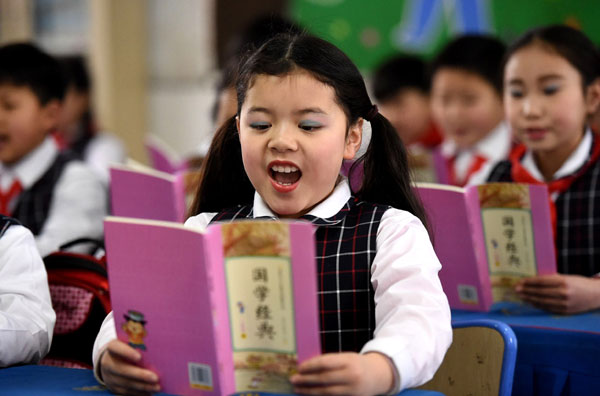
(289, 352), (394, 396)
(515, 273), (600, 314)
(99, 339), (161, 395)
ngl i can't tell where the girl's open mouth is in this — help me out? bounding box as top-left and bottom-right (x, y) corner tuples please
(269, 162), (302, 192)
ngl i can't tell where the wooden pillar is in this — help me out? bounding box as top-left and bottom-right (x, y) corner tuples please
(89, 0), (148, 163)
(0, 0), (33, 44)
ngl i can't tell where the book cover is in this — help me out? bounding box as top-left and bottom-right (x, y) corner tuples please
(109, 164), (186, 223)
(416, 182), (557, 311)
(145, 134), (189, 174)
(104, 217), (321, 395)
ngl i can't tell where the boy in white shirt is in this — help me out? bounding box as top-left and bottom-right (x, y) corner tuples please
(0, 43), (106, 257)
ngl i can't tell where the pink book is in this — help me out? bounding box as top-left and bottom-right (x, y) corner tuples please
(415, 182), (557, 311)
(109, 164), (186, 223)
(104, 217), (321, 395)
(145, 134), (189, 174)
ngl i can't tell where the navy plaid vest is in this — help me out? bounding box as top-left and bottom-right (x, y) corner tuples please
(0, 215), (20, 238)
(211, 197), (389, 353)
(488, 148), (600, 276)
(11, 152), (74, 236)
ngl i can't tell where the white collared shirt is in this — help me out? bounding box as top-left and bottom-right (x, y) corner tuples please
(521, 128), (593, 201)
(93, 180), (452, 392)
(0, 137), (107, 256)
(82, 132), (127, 185)
(0, 223), (55, 366)
(441, 121), (512, 186)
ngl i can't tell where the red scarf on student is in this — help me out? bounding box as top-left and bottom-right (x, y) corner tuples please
(509, 137), (600, 236)
(447, 154), (487, 187)
(0, 179), (22, 216)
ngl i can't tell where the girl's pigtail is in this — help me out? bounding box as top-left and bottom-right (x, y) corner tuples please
(188, 116), (254, 216)
(353, 112), (429, 229)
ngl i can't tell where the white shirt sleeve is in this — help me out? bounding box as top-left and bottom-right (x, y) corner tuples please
(35, 161), (107, 257)
(361, 208), (452, 392)
(0, 224), (56, 366)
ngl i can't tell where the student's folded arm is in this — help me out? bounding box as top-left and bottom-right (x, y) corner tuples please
(0, 225), (55, 366)
(36, 162), (107, 257)
(360, 208), (452, 393)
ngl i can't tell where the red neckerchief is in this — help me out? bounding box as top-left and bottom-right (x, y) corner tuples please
(510, 136), (600, 236)
(415, 121), (443, 148)
(0, 179), (22, 216)
(447, 153), (487, 187)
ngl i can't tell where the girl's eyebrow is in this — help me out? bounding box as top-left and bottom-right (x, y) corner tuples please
(247, 106), (271, 115)
(507, 74), (564, 85)
(296, 107), (327, 116)
(246, 107), (328, 116)
(538, 74), (564, 83)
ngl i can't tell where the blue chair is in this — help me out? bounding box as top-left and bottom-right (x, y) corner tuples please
(418, 319), (517, 396)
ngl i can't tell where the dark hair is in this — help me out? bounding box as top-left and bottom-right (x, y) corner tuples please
(191, 33), (428, 227)
(58, 55), (91, 93)
(225, 14), (304, 63)
(430, 34), (506, 94)
(373, 55), (430, 102)
(504, 24), (600, 90)
(211, 57), (240, 122)
(0, 43), (65, 104)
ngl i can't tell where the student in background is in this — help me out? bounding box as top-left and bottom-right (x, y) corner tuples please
(0, 215), (55, 366)
(56, 55), (126, 185)
(373, 55), (443, 182)
(373, 55), (442, 149)
(487, 25), (600, 314)
(430, 34), (511, 186)
(93, 33), (451, 395)
(0, 43), (106, 257)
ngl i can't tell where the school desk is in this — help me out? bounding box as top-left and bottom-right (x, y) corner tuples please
(0, 365), (445, 396)
(452, 302), (600, 396)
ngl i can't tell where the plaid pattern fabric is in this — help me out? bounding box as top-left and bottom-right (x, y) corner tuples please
(488, 155), (600, 276)
(212, 197), (390, 353)
(0, 215), (20, 238)
(11, 153), (73, 236)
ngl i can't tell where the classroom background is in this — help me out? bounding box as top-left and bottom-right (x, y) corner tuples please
(0, 0), (597, 168)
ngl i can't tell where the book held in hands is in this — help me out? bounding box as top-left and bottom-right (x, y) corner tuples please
(415, 182), (557, 311)
(104, 217), (321, 395)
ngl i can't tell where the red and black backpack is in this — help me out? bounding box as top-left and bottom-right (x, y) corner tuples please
(40, 238), (111, 369)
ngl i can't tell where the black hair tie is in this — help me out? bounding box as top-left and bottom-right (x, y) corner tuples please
(365, 104), (378, 122)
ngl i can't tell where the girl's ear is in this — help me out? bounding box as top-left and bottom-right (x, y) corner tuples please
(235, 115), (241, 138)
(585, 78), (600, 114)
(343, 118), (363, 160)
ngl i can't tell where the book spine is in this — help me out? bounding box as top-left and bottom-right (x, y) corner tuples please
(465, 187), (493, 311)
(528, 185), (557, 274)
(204, 226), (236, 394)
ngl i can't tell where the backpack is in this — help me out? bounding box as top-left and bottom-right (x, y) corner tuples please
(39, 238), (111, 369)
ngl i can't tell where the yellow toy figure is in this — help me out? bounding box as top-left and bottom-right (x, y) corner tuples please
(122, 310), (147, 350)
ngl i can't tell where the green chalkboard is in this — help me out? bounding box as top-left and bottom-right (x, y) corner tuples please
(290, 0), (600, 72)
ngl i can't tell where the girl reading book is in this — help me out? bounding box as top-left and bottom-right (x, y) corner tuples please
(487, 25), (600, 314)
(92, 33), (451, 395)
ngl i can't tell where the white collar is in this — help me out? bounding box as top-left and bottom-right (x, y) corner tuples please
(253, 178), (352, 219)
(522, 128), (593, 181)
(440, 121), (511, 160)
(0, 137), (58, 189)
